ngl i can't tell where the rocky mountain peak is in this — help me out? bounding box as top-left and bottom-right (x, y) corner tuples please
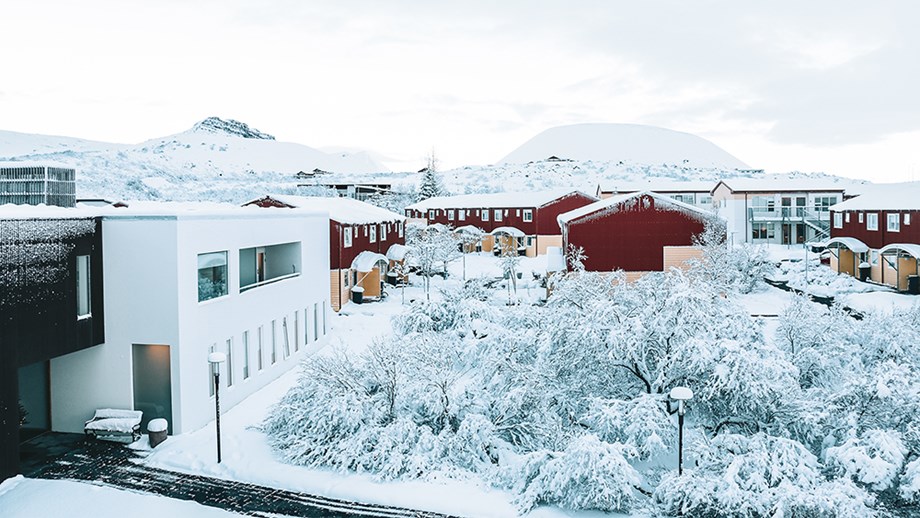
(190, 117), (275, 140)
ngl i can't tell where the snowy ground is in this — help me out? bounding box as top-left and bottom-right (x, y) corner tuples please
(0, 476), (243, 518)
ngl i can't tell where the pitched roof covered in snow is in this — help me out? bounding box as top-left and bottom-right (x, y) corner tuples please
(597, 180), (715, 194)
(557, 191), (718, 226)
(244, 194), (405, 225)
(713, 177), (852, 194)
(405, 189), (595, 211)
(829, 182), (920, 211)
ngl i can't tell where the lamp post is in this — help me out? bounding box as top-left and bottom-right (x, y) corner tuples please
(208, 351), (226, 464)
(669, 386), (694, 476)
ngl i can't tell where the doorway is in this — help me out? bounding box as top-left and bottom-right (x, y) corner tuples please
(17, 361), (50, 442)
(132, 344), (173, 434)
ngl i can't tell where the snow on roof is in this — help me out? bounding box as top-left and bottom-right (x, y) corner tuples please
(0, 203), (98, 220)
(822, 237), (869, 254)
(830, 182), (920, 211)
(454, 225), (485, 235)
(879, 243), (920, 259)
(0, 201), (324, 221)
(406, 189), (594, 211)
(386, 243), (409, 261)
(490, 226), (526, 237)
(557, 190), (717, 226)
(715, 177), (851, 193)
(247, 194), (405, 224)
(351, 251), (389, 272)
(598, 180), (715, 193)
(0, 160), (74, 170)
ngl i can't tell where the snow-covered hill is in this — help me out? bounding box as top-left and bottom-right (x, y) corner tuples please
(499, 123), (748, 169)
(0, 118), (389, 201)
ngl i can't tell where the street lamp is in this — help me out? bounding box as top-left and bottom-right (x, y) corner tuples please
(669, 386), (693, 476)
(208, 351), (226, 464)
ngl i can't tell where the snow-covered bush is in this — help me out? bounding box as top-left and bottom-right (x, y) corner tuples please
(509, 435), (641, 513)
(901, 457), (920, 503)
(653, 433), (875, 517)
(689, 220), (773, 294)
(583, 394), (674, 460)
(826, 429), (907, 492)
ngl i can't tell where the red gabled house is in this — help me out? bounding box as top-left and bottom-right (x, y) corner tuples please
(404, 189), (597, 256)
(244, 195), (406, 310)
(557, 191), (718, 278)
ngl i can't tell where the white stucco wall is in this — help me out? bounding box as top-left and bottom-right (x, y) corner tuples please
(51, 208), (331, 435)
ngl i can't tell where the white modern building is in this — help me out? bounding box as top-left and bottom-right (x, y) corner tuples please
(711, 178), (857, 246)
(50, 203), (331, 435)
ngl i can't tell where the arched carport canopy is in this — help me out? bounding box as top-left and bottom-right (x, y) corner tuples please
(490, 226), (525, 237)
(823, 237), (869, 253)
(385, 244), (409, 261)
(351, 251), (389, 272)
(879, 243), (920, 259)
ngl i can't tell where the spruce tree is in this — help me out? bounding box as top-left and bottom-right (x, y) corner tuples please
(417, 151), (445, 201)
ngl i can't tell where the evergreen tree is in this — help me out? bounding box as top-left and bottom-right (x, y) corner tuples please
(417, 151), (445, 201)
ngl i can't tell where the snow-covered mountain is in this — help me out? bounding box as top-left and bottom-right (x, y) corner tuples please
(0, 117), (389, 201)
(499, 123), (748, 169)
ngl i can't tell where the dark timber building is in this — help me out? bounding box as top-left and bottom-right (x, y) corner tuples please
(0, 214), (105, 481)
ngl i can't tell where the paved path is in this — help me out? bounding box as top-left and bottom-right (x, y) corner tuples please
(25, 433), (456, 518)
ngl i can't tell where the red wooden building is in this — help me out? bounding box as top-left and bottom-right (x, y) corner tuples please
(557, 191), (717, 275)
(404, 189), (596, 256)
(826, 183), (920, 291)
(244, 195), (406, 310)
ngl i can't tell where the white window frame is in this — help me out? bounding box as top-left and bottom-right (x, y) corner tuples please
(242, 330), (250, 379)
(481, 210), (489, 222)
(522, 209), (533, 223)
(380, 224), (387, 242)
(858, 212), (864, 223)
(76, 254), (91, 318)
(458, 210), (466, 221)
(370, 225), (377, 243)
(906, 213), (911, 225)
(833, 213), (842, 229)
(398, 222), (404, 238)
(257, 326), (264, 371)
(866, 212), (878, 231)
(428, 210), (435, 219)
(845, 212), (850, 223)
(887, 213), (900, 232)
(226, 338), (234, 387)
(447, 209), (455, 220)
(343, 226), (352, 248)
(494, 209), (502, 222)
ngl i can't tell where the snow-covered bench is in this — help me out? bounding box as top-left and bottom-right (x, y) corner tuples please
(84, 409), (143, 443)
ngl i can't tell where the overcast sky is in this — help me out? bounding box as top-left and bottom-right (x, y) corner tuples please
(2, 1), (918, 181)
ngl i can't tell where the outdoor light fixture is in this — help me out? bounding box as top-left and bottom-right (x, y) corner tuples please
(669, 386), (693, 476)
(208, 351), (227, 464)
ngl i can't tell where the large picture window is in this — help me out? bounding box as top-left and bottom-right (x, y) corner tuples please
(198, 251), (228, 302)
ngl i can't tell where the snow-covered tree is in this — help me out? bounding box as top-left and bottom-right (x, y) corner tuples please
(417, 151), (445, 201)
(455, 226), (485, 280)
(405, 223), (459, 300)
(689, 219), (772, 294)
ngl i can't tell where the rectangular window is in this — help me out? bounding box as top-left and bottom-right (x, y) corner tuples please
(197, 251), (228, 302)
(447, 209), (455, 220)
(516, 209), (520, 217)
(343, 226), (352, 248)
(304, 307), (310, 344)
(906, 213), (911, 225)
(242, 331), (250, 380)
(833, 213), (843, 229)
(481, 210), (489, 222)
(888, 213), (900, 232)
(239, 242), (301, 292)
(323, 301), (327, 335)
(866, 213), (878, 231)
(257, 326), (264, 371)
(494, 209), (503, 222)
(522, 209), (533, 222)
(814, 196), (837, 212)
(271, 320), (277, 364)
(76, 255), (91, 317)
(208, 344), (216, 396)
(845, 212), (850, 223)
(313, 303), (319, 341)
(428, 210), (435, 219)
(282, 316), (291, 358)
(459, 210), (466, 221)
(380, 224), (387, 242)
(370, 225), (377, 243)
(858, 213), (864, 223)
(226, 338), (234, 387)
(398, 222), (404, 237)
(294, 311), (300, 352)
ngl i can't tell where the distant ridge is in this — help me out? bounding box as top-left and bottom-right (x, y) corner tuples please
(500, 123), (748, 169)
(188, 117), (276, 140)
